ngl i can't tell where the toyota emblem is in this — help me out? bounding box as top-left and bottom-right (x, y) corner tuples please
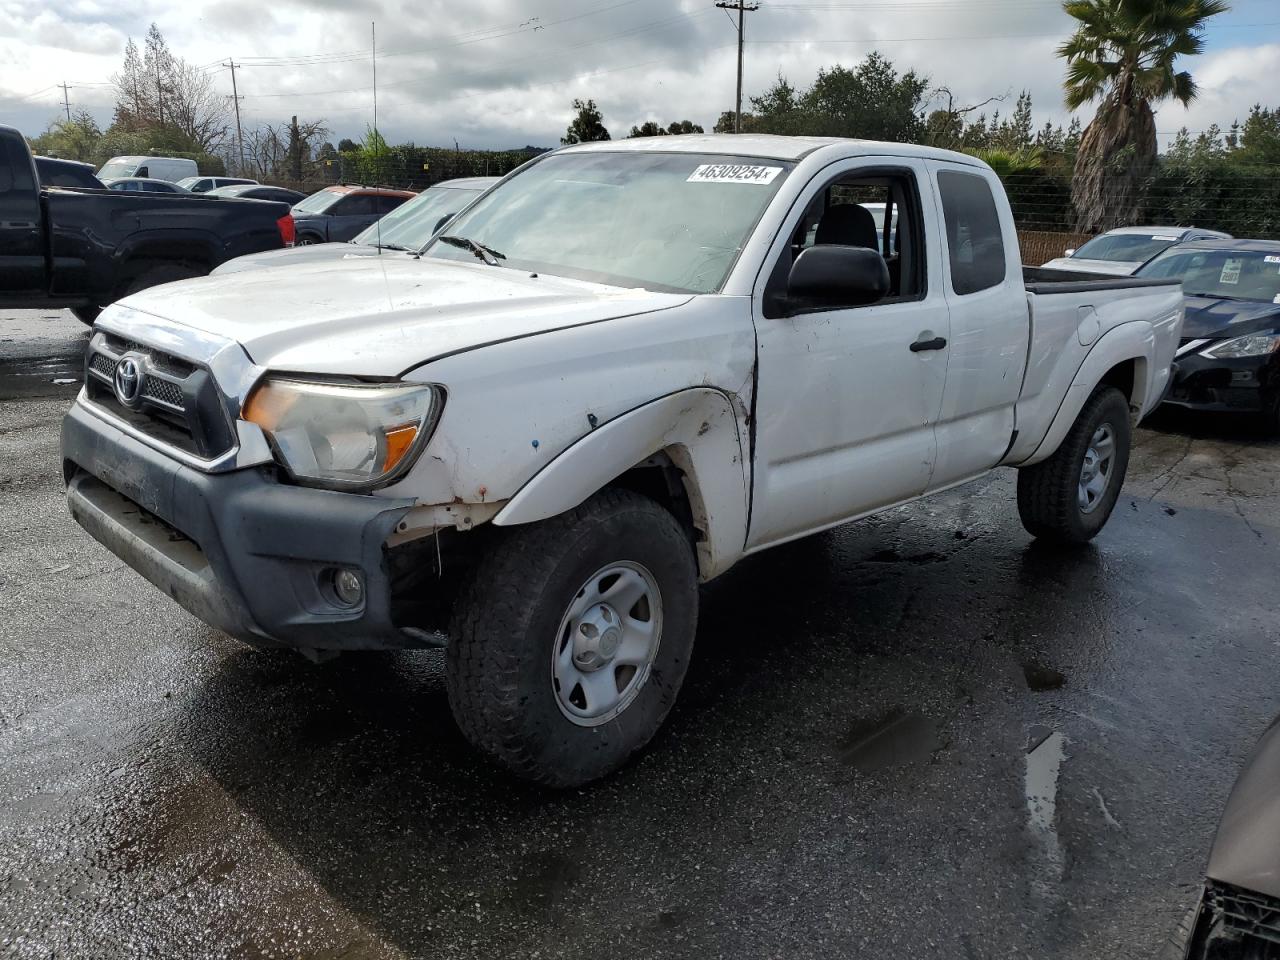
(113, 355), (145, 407)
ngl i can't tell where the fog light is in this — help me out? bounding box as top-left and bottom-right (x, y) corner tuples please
(331, 569), (364, 607)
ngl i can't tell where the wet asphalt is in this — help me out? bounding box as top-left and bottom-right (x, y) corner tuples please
(1, 310), (1278, 959)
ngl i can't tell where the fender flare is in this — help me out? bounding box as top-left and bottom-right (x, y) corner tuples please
(1022, 321), (1153, 466)
(492, 388), (749, 580)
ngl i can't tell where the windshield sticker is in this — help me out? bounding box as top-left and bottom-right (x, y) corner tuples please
(687, 164), (782, 185)
(1219, 258), (1243, 285)
(1150, 235), (1180, 241)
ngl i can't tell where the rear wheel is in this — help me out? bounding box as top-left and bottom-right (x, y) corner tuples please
(446, 489), (699, 787)
(1017, 385), (1132, 544)
(123, 261), (205, 297)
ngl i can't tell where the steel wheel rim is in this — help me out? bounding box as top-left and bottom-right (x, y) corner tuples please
(551, 561), (663, 727)
(1078, 422), (1116, 514)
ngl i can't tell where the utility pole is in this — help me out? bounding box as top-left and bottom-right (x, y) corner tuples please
(224, 59), (246, 175)
(716, 0), (758, 133)
(59, 82), (72, 122)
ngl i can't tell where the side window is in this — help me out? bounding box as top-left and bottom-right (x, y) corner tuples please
(763, 167), (926, 318)
(378, 195), (407, 214)
(937, 169), (1006, 295)
(336, 195), (377, 216)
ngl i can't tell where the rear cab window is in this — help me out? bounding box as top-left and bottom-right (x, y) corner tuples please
(936, 169), (1007, 295)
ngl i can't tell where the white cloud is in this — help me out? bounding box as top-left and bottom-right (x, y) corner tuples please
(0, 0), (1273, 150)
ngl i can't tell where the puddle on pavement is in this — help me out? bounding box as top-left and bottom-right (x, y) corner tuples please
(1025, 731), (1066, 833)
(838, 709), (941, 772)
(1021, 661), (1066, 692)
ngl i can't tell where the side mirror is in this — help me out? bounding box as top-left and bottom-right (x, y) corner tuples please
(1064, 247), (1076, 257)
(788, 245), (889, 307)
(432, 212), (456, 235)
(136, 166), (149, 178)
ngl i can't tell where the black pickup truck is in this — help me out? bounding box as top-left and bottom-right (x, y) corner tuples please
(0, 125), (293, 324)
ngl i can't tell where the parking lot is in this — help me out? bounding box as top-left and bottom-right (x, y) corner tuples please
(1, 309), (1277, 959)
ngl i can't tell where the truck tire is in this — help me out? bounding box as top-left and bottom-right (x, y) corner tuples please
(1017, 385), (1131, 544)
(123, 262), (205, 297)
(446, 489), (698, 787)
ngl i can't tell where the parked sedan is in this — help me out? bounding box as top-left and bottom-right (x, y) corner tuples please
(290, 184), (416, 244)
(176, 175), (257, 193)
(215, 177), (496, 274)
(1043, 225), (1232, 276)
(1168, 714), (1280, 958)
(207, 183), (308, 205)
(102, 177), (191, 194)
(1137, 239), (1280, 430)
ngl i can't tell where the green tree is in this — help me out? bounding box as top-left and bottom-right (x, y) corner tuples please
(666, 120), (704, 135)
(1236, 104), (1280, 165)
(29, 111), (102, 162)
(748, 55), (928, 142)
(627, 121), (667, 138)
(562, 99), (610, 145)
(1058, 0), (1230, 232)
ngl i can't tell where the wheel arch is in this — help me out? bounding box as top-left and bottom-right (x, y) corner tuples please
(491, 388), (750, 581)
(1021, 322), (1154, 467)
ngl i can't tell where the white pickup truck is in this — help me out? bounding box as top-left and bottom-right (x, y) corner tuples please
(62, 135), (1183, 786)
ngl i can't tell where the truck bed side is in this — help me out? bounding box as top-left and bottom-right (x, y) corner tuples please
(43, 190), (291, 305)
(1004, 270), (1183, 465)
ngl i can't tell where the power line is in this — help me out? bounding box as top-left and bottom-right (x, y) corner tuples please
(716, 1), (760, 134)
(237, 8), (718, 101)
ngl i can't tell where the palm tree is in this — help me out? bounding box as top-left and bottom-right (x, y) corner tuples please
(1059, 0), (1228, 232)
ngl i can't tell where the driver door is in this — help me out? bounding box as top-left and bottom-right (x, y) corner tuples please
(747, 158), (950, 550)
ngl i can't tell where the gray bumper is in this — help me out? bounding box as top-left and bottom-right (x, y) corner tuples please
(61, 400), (418, 651)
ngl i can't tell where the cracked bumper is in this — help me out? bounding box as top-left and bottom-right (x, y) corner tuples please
(61, 400), (420, 651)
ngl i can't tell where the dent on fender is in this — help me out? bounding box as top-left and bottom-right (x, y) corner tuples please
(490, 388), (750, 580)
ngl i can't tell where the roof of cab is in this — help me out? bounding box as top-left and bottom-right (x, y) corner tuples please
(556, 133), (985, 166)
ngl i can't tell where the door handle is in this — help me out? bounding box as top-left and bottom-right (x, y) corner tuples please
(910, 336), (947, 352)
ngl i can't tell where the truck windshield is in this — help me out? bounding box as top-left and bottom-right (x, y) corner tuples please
(423, 152), (794, 293)
(353, 184), (484, 248)
(97, 160), (138, 179)
(1139, 247), (1280, 302)
(1073, 232), (1180, 263)
(292, 190), (345, 215)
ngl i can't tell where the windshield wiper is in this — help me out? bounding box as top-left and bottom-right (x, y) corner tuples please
(372, 242), (412, 252)
(1187, 292), (1255, 302)
(437, 234), (506, 267)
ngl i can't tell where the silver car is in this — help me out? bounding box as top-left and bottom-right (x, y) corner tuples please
(1042, 225), (1232, 276)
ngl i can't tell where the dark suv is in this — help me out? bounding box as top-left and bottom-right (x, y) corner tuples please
(290, 185), (417, 244)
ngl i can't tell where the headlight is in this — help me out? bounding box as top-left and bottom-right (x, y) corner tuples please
(1200, 332), (1280, 359)
(242, 378), (441, 489)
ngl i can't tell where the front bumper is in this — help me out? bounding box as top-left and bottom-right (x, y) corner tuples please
(1163, 349), (1277, 413)
(61, 399), (418, 651)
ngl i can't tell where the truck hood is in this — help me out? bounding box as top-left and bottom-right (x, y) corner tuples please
(1040, 257), (1140, 276)
(1181, 295), (1280, 340)
(120, 256), (691, 376)
(1207, 713), (1280, 898)
(214, 242), (389, 275)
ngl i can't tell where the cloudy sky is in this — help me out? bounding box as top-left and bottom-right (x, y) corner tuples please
(3, 0), (1279, 151)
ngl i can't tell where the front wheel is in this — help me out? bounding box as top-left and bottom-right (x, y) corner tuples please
(1017, 385), (1132, 544)
(446, 489), (699, 787)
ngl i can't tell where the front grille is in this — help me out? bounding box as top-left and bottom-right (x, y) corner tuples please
(84, 334), (236, 460)
(1207, 882), (1280, 948)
